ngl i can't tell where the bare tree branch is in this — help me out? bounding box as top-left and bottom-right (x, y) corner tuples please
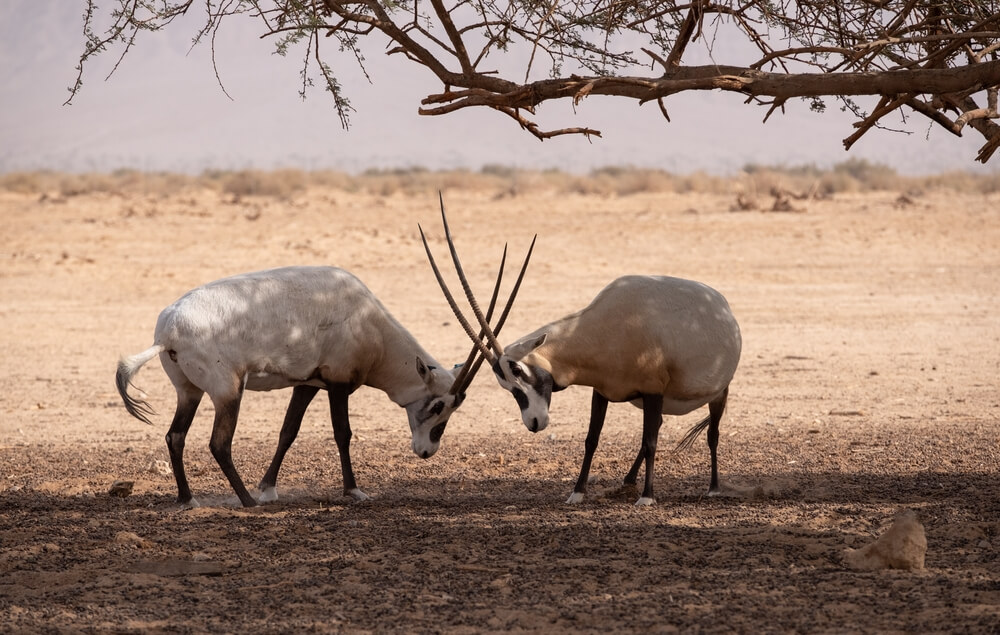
(68, 1), (1000, 163)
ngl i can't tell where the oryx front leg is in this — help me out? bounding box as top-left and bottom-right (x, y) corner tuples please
(635, 393), (664, 507)
(259, 384), (321, 503)
(328, 384), (369, 501)
(567, 391), (609, 504)
(208, 391), (257, 508)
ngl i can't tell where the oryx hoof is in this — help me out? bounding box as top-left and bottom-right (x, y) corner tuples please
(346, 488), (370, 502)
(178, 496), (201, 510)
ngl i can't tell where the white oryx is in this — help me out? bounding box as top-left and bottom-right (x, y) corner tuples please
(116, 225), (531, 508)
(422, 207), (742, 506)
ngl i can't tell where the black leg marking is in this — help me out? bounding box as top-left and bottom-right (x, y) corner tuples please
(624, 446), (644, 486)
(208, 393), (257, 507)
(569, 390), (609, 501)
(638, 393), (665, 504)
(327, 383), (361, 498)
(258, 384), (321, 496)
(165, 392), (203, 505)
(707, 386), (728, 494)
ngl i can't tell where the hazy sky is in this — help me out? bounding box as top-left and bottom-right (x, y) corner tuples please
(1, 2), (996, 175)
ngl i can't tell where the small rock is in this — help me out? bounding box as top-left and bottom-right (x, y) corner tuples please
(115, 531), (153, 549)
(108, 480), (134, 497)
(843, 509), (927, 571)
(148, 460), (172, 476)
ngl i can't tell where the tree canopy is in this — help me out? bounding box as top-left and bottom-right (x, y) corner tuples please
(70, 1), (1000, 163)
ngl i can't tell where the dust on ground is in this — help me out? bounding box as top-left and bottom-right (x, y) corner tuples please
(1, 183), (998, 632)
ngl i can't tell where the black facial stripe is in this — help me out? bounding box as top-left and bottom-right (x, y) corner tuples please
(511, 387), (529, 410)
(417, 399), (439, 424)
(531, 367), (555, 406)
(430, 421), (447, 442)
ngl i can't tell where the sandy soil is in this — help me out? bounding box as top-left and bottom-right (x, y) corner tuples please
(1, 183), (998, 632)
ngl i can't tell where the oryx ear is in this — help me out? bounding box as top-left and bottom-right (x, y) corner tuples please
(416, 356), (435, 387)
(529, 333), (547, 351)
(506, 333), (547, 361)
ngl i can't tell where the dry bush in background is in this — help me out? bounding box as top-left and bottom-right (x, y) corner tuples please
(1, 162), (998, 200)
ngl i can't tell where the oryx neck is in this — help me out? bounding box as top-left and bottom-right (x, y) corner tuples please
(366, 316), (442, 407)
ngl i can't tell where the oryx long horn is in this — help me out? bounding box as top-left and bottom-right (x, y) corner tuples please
(465, 233), (535, 378)
(449, 245), (507, 395)
(438, 193), (507, 355)
(419, 223), (495, 364)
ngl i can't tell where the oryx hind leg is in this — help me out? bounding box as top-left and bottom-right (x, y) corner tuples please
(208, 389), (257, 507)
(705, 387), (728, 495)
(259, 384), (321, 503)
(624, 447), (644, 486)
(159, 356), (206, 507)
(165, 386), (203, 507)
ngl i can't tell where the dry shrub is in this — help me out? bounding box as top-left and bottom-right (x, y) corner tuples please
(308, 170), (360, 192)
(558, 167), (728, 196)
(594, 167), (673, 195)
(0, 170), (205, 197)
(739, 160), (909, 197)
(832, 158), (902, 191)
(917, 170), (1000, 194)
(674, 171), (730, 194)
(209, 169), (309, 200)
(0, 171), (55, 195)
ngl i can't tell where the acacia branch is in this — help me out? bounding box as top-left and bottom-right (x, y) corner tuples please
(70, 1), (1000, 164)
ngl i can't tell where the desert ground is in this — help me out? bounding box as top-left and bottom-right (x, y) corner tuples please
(0, 171), (998, 632)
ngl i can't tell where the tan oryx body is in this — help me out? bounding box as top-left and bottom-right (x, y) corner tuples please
(507, 275), (741, 411)
(421, 203), (742, 507)
(117, 249), (529, 507)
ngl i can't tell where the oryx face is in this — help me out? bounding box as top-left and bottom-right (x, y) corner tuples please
(406, 358), (463, 459)
(493, 355), (554, 433)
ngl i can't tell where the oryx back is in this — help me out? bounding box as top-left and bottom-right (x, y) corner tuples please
(154, 266), (388, 396)
(520, 275), (741, 412)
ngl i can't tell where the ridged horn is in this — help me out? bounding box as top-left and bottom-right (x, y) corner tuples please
(419, 223), (496, 365)
(449, 245), (507, 395)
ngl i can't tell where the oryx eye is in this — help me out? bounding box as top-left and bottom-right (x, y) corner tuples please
(508, 361), (523, 378)
(429, 400), (445, 416)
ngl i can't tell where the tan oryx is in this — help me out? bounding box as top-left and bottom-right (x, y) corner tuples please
(422, 206), (742, 507)
(116, 235), (531, 508)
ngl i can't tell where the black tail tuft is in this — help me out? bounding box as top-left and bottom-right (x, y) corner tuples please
(673, 414), (711, 454)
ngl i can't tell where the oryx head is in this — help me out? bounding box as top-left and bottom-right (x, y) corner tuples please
(404, 357), (464, 459)
(420, 194), (544, 434)
(489, 333), (555, 433)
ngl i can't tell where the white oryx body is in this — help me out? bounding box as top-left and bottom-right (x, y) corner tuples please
(117, 265), (468, 508)
(143, 267), (449, 408)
